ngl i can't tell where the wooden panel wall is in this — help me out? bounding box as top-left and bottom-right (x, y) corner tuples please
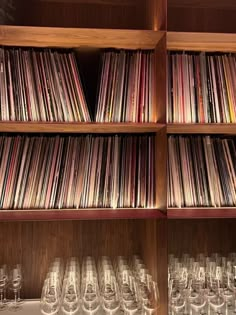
(15, 0), (156, 29)
(146, 0), (166, 30)
(168, 6), (236, 33)
(0, 219), (164, 299)
(168, 0), (236, 9)
(168, 219), (236, 257)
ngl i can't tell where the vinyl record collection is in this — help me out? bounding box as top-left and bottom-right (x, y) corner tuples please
(0, 134), (155, 210)
(168, 52), (236, 123)
(96, 50), (155, 123)
(168, 136), (236, 208)
(0, 47), (90, 122)
(0, 46), (156, 124)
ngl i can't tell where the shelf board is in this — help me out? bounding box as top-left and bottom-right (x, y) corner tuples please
(0, 25), (164, 49)
(0, 208), (166, 221)
(168, 207), (236, 219)
(0, 122), (165, 133)
(167, 32), (236, 52)
(167, 123), (236, 134)
(0, 300), (40, 315)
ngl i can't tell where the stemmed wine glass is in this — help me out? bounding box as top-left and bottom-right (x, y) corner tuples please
(81, 257), (100, 315)
(118, 268), (140, 315)
(40, 274), (61, 315)
(99, 257), (120, 315)
(60, 258), (80, 315)
(8, 264), (23, 312)
(227, 265), (236, 313)
(141, 279), (160, 315)
(40, 259), (64, 315)
(60, 273), (80, 315)
(0, 265), (8, 311)
(100, 269), (120, 315)
(208, 267), (225, 315)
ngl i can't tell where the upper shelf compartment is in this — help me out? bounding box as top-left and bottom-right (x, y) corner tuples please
(0, 25), (164, 49)
(167, 32), (236, 52)
(11, 0), (166, 30)
(168, 0), (236, 33)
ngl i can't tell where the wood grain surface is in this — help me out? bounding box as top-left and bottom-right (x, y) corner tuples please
(168, 208), (236, 219)
(167, 32), (236, 52)
(167, 123), (236, 134)
(168, 0), (236, 9)
(0, 25), (164, 49)
(0, 209), (166, 221)
(0, 122), (165, 133)
(168, 219), (236, 256)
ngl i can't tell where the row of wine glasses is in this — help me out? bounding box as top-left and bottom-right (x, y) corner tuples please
(40, 256), (160, 315)
(0, 264), (23, 312)
(168, 253), (236, 315)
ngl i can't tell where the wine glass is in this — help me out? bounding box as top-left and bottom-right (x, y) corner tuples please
(119, 269), (140, 315)
(81, 261), (100, 315)
(190, 294), (206, 315)
(141, 279), (160, 315)
(60, 273), (80, 315)
(209, 294), (225, 315)
(0, 265), (8, 311)
(40, 276), (61, 315)
(8, 265), (23, 312)
(100, 270), (120, 315)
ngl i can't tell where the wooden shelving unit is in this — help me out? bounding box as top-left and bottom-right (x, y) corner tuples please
(0, 0), (235, 313)
(0, 1), (167, 314)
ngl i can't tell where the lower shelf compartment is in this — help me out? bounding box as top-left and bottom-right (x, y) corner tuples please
(0, 208), (165, 221)
(168, 207), (236, 219)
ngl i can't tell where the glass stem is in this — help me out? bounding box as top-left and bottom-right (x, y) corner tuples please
(3, 289), (6, 303)
(0, 290), (3, 305)
(184, 299), (188, 315)
(14, 290), (17, 307)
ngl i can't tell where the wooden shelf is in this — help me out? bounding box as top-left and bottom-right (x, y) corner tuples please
(167, 123), (236, 134)
(168, 207), (236, 219)
(0, 208), (166, 221)
(0, 122), (165, 133)
(0, 300), (40, 315)
(167, 31), (236, 52)
(0, 25), (164, 49)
